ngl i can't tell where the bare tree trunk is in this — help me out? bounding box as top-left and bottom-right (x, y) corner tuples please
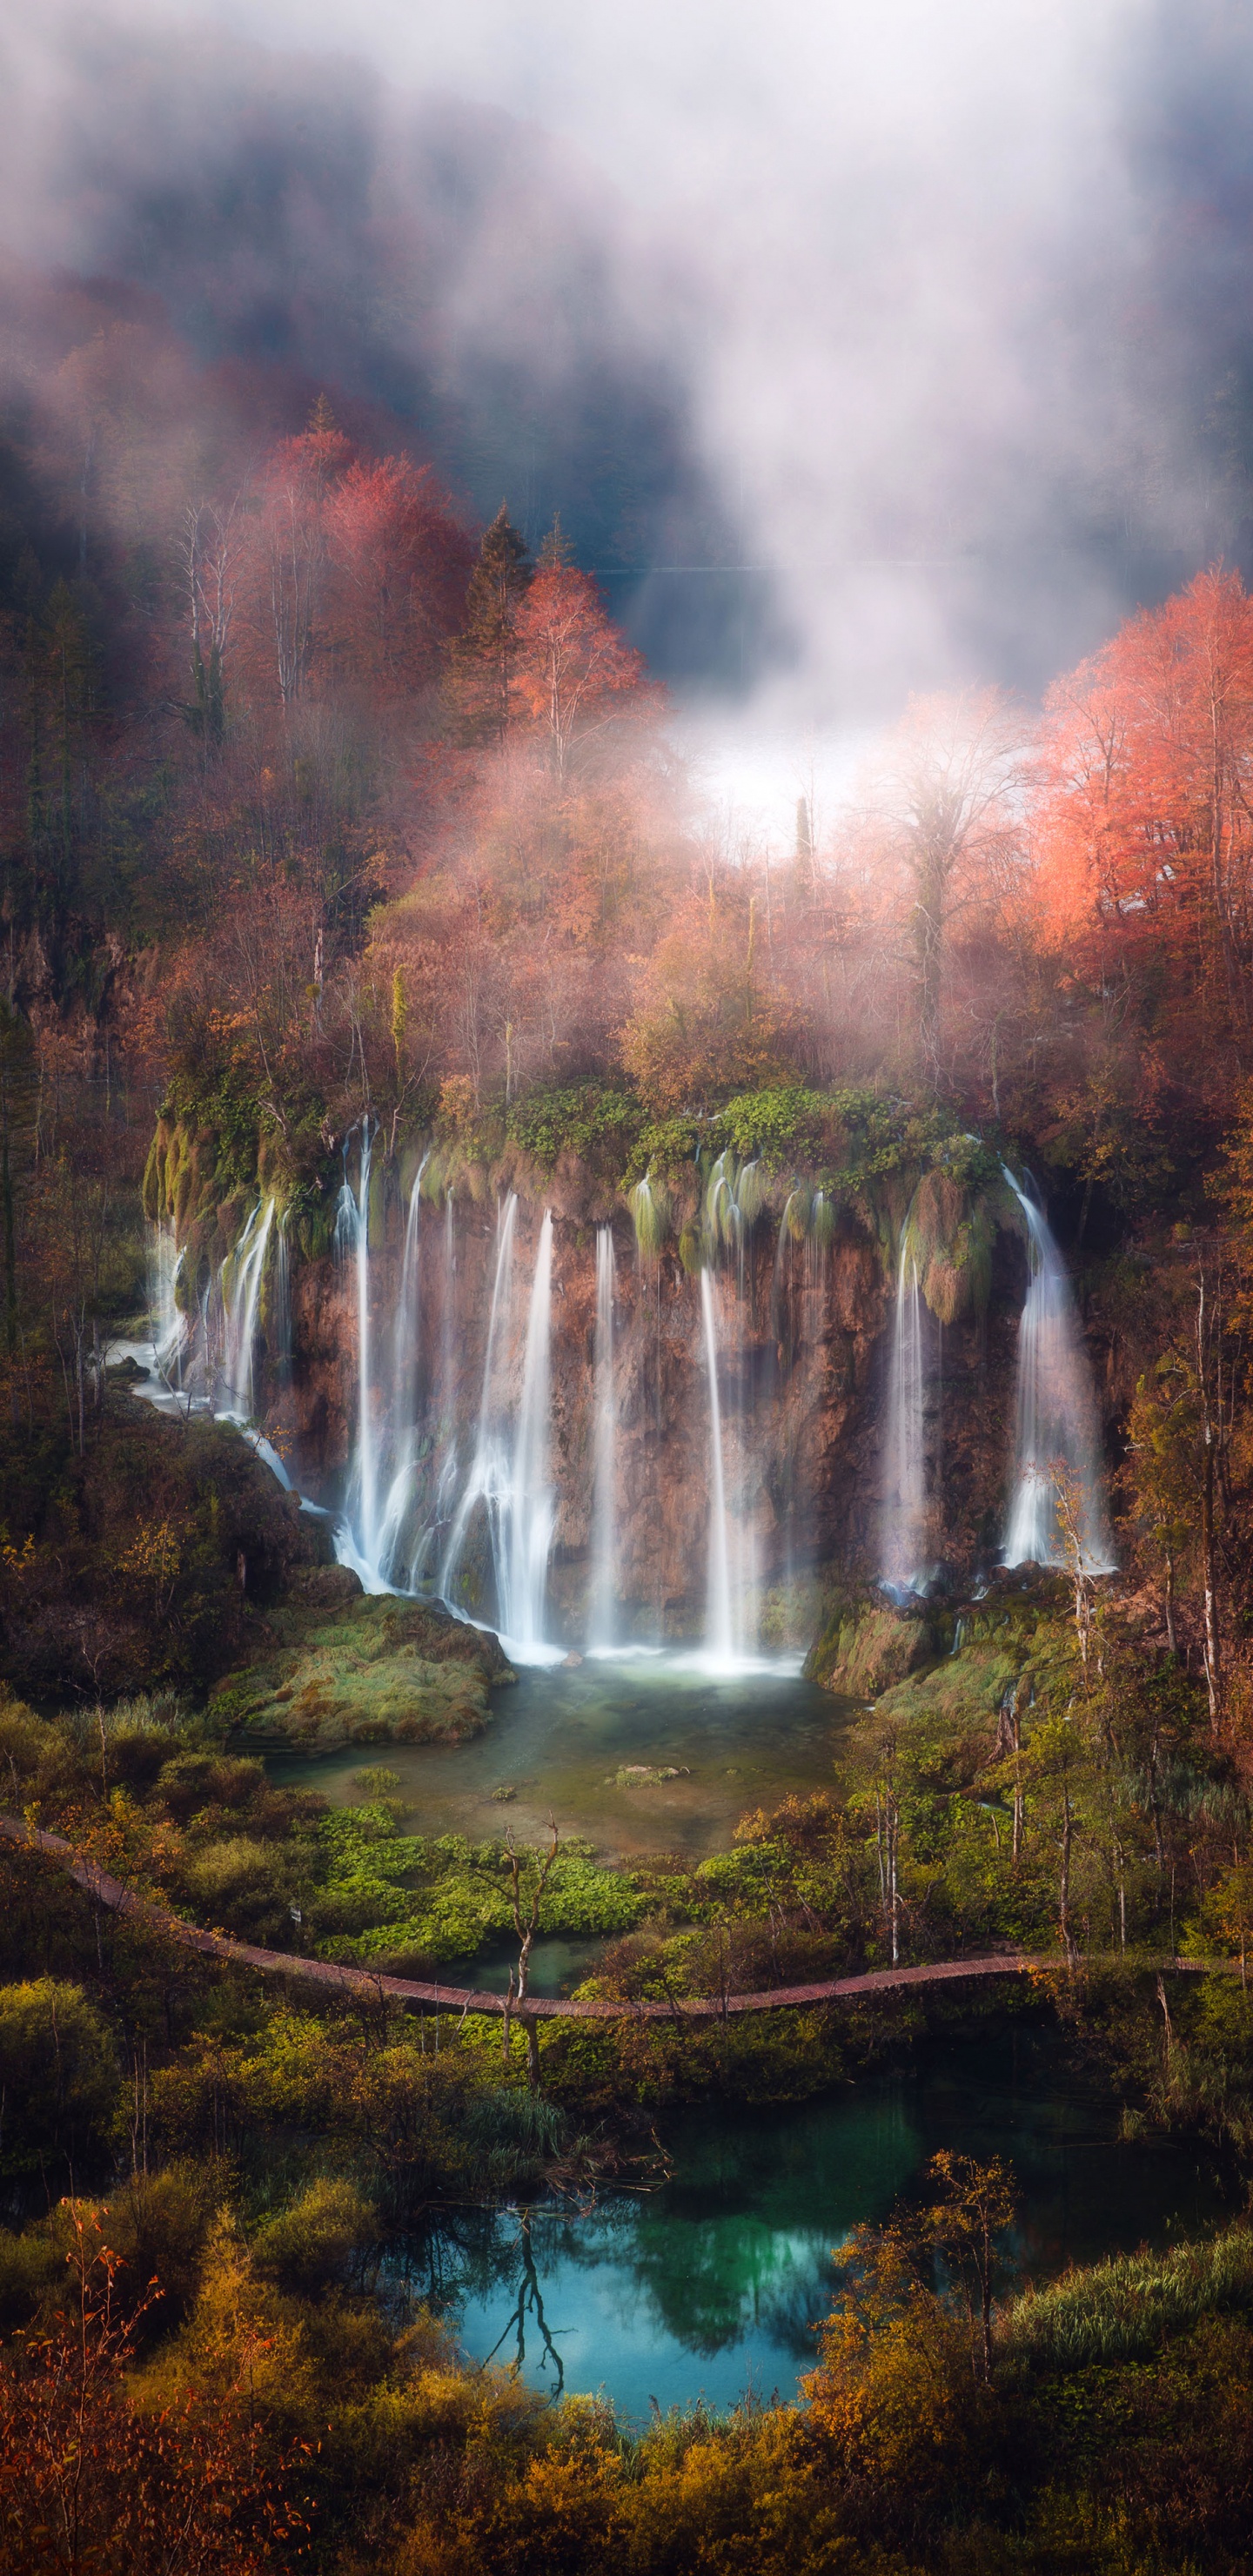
(888, 1795), (900, 1967)
(1197, 1269), (1221, 1729)
(1012, 1701), (1023, 1867)
(506, 1819), (559, 2091)
(1059, 1790), (1075, 1967)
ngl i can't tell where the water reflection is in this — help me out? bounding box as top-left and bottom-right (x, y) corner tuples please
(414, 2036), (1233, 2421)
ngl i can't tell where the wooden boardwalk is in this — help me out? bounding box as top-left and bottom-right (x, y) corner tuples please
(0, 1812), (1215, 2021)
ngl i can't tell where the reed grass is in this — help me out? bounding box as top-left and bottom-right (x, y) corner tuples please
(1001, 2223), (1253, 2373)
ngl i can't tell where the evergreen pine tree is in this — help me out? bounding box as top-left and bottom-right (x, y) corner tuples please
(536, 512), (574, 568)
(444, 504), (532, 743)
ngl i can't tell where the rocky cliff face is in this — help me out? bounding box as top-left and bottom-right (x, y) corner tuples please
(255, 1184), (1035, 1648)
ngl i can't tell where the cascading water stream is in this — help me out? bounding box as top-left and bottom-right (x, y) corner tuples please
(881, 1236), (928, 1592)
(392, 1160), (425, 1419)
(588, 1224), (617, 1648)
(272, 1215), (291, 1382)
(219, 1198), (275, 1418)
(147, 1222), (186, 1381)
(503, 1209), (554, 1649)
(336, 1126), (381, 1570)
(365, 1156), (428, 1586)
(439, 1193), (519, 1606)
(1002, 1170), (1113, 1571)
(700, 1266), (734, 1665)
(700, 1156), (764, 1660)
(409, 1191), (463, 1589)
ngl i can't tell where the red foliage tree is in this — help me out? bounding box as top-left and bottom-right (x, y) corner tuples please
(325, 454), (472, 704)
(510, 562), (650, 782)
(1035, 566), (1253, 1055)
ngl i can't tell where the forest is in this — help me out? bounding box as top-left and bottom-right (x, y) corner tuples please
(8, 263), (1253, 2571)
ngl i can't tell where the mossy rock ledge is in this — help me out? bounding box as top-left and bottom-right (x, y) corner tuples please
(804, 1593), (938, 1699)
(211, 1569), (514, 1750)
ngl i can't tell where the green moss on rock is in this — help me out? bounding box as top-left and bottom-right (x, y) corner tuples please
(215, 1580), (514, 1752)
(805, 1593), (937, 1698)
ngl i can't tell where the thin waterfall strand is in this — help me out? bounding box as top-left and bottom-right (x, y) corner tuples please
(340, 1128), (379, 1567)
(1002, 1171), (1113, 1570)
(700, 1266), (734, 1664)
(371, 1157), (428, 1585)
(439, 1194), (518, 1604)
(504, 1210), (554, 1648)
(881, 1240), (928, 1590)
(219, 1198), (275, 1419)
(147, 1222), (185, 1381)
(589, 1224), (617, 1647)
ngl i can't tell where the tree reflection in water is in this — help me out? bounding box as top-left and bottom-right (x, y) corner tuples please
(477, 2209), (567, 2395)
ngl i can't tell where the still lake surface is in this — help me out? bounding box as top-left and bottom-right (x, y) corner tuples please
(407, 2037), (1234, 2423)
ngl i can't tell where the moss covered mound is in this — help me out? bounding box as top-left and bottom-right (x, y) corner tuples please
(214, 1576), (514, 1751)
(805, 1593), (937, 1698)
(868, 1594), (1071, 1732)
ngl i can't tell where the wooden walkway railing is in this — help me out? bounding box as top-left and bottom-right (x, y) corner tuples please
(0, 1812), (1216, 2021)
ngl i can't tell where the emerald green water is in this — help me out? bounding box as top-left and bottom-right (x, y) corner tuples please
(408, 2032), (1234, 2421)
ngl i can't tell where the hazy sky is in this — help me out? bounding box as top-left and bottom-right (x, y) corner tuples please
(4, 0), (1253, 742)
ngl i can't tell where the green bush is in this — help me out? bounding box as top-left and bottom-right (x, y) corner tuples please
(0, 1979), (119, 2179)
(506, 1081), (646, 1175)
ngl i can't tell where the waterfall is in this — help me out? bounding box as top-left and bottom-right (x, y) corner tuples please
(337, 1127), (380, 1568)
(438, 1197), (559, 1657)
(700, 1266), (734, 1664)
(370, 1158), (427, 1586)
(588, 1224), (617, 1647)
(440, 1193), (457, 1441)
(881, 1238), (928, 1591)
(272, 1213), (291, 1381)
(439, 1193), (519, 1607)
(503, 1209), (554, 1648)
(147, 1223), (185, 1380)
(412, 1191), (461, 1587)
(219, 1198), (275, 1419)
(1002, 1171), (1113, 1571)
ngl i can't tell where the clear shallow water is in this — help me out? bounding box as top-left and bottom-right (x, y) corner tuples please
(271, 1654), (853, 1863)
(405, 2035), (1235, 2422)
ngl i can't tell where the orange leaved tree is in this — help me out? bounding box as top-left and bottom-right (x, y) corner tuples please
(1035, 566), (1253, 1055)
(0, 2203), (307, 2575)
(511, 560), (650, 784)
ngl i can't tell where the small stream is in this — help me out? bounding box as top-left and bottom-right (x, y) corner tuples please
(403, 2031), (1236, 2421)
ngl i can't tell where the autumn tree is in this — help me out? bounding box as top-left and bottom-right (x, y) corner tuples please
(325, 454), (471, 705)
(182, 500), (237, 746)
(1035, 567), (1253, 1061)
(0, 2204), (305, 2574)
(861, 690), (1023, 1093)
(444, 503), (532, 743)
(621, 876), (796, 1111)
(243, 399), (352, 713)
(511, 547), (649, 783)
